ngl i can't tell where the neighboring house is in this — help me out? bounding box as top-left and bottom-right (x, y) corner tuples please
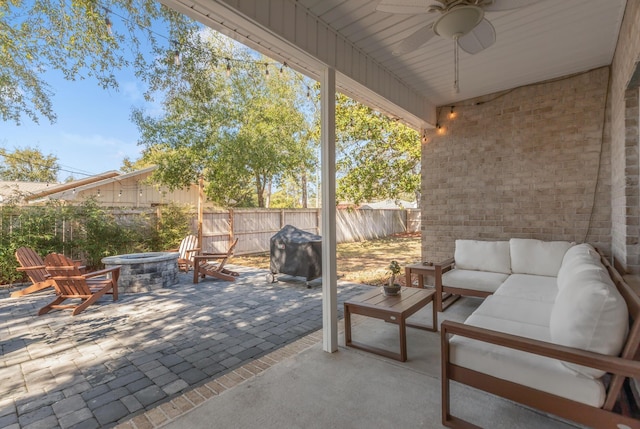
(0, 181), (56, 204)
(359, 199), (417, 210)
(24, 166), (201, 208)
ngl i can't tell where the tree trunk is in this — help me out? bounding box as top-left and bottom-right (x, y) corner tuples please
(301, 172), (308, 208)
(256, 174), (264, 208)
(265, 178), (272, 208)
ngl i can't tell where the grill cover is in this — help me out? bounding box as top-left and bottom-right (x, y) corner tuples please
(270, 225), (322, 281)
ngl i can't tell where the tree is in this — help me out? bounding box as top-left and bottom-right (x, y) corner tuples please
(334, 94), (420, 205)
(0, 147), (59, 182)
(132, 33), (316, 208)
(0, 0), (195, 125)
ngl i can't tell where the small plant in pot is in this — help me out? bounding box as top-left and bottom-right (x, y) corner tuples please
(383, 260), (402, 296)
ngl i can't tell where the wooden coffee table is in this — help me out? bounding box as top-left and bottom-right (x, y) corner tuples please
(344, 287), (437, 362)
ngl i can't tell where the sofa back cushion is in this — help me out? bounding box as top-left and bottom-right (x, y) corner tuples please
(510, 238), (573, 277)
(454, 240), (511, 274)
(550, 268), (629, 378)
(557, 243), (605, 291)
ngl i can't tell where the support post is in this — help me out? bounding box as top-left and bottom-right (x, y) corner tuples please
(197, 175), (204, 250)
(321, 67), (338, 353)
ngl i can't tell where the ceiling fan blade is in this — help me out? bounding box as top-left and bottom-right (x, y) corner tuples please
(376, 0), (430, 14)
(483, 0), (542, 12)
(457, 18), (495, 54)
(392, 24), (436, 56)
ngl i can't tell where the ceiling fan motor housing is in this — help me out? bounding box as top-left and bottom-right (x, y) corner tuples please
(432, 5), (485, 39)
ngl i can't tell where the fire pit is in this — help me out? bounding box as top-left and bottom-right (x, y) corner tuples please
(101, 252), (179, 293)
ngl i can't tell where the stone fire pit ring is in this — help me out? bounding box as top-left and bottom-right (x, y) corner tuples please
(102, 252), (179, 293)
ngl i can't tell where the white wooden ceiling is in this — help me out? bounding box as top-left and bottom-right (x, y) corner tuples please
(161, 0), (627, 128)
(298, 0), (626, 106)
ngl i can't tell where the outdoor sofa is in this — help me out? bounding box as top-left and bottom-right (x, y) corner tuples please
(436, 239), (640, 428)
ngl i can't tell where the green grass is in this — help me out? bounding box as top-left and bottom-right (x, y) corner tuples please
(232, 232), (421, 286)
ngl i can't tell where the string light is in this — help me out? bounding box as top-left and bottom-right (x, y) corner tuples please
(449, 106), (456, 119)
(103, 7), (112, 35)
(97, 3), (315, 96)
(118, 189), (122, 197)
(171, 40), (180, 66)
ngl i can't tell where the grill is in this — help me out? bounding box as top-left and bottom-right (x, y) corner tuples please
(268, 225), (322, 287)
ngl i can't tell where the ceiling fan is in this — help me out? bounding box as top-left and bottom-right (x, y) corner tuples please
(377, 0), (541, 91)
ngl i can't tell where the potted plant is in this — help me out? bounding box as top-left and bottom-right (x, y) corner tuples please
(383, 260), (402, 296)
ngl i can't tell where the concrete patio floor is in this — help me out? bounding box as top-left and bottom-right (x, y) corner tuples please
(119, 295), (583, 429)
(0, 266), (370, 429)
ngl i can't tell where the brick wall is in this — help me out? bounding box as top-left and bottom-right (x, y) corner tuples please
(610, 0), (640, 274)
(421, 67), (611, 262)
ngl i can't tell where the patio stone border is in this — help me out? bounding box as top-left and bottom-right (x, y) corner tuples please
(113, 330), (325, 429)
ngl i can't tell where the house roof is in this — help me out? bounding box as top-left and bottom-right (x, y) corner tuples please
(0, 181), (56, 202)
(25, 167), (161, 202)
(359, 199), (417, 209)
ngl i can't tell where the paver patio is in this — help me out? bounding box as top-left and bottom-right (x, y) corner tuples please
(0, 266), (370, 429)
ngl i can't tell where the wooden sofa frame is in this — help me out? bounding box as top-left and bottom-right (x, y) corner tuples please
(440, 249), (640, 428)
(434, 257), (492, 312)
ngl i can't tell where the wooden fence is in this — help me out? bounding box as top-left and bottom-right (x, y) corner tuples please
(188, 208), (420, 254)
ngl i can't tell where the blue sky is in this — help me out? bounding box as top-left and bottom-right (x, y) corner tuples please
(0, 6), (171, 183)
(0, 66), (153, 182)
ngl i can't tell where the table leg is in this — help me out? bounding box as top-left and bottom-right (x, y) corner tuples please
(193, 265), (199, 284)
(399, 317), (408, 362)
(344, 304), (352, 346)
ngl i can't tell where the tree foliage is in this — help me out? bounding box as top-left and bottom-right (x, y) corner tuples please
(133, 33), (316, 208)
(334, 94), (420, 205)
(0, 0), (193, 125)
(0, 146), (59, 182)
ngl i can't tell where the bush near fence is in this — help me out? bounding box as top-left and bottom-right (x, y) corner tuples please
(0, 204), (420, 285)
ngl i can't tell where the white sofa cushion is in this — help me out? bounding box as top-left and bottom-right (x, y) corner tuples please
(557, 243), (605, 291)
(454, 240), (511, 274)
(451, 313), (607, 407)
(472, 295), (553, 328)
(550, 269), (629, 378)
(442, 269), (509, 294)
(510, 238), (573, 277)
(493, 274), (558, 303)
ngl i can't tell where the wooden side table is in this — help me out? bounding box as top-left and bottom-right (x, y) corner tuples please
(344, 287), (437, 362)
(405, 262), (436, 288)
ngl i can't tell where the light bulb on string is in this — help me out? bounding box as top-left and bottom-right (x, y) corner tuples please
(105, 16), (112, 35)
(225, 59), (231, 77)
(171, 40), (180, 66)
(264, 63), (270, 78)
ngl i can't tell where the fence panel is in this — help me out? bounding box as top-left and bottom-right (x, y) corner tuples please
(335, 209), (407, 242)
(406, 209), (421, 233)
(1, 206), (421, 257)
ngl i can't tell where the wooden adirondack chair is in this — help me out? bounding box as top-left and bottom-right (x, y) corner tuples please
(192, 238), (240, 283)
(12, 247), (55, 298)
(40, 253), (120, 316)
(173, 235), (200, 272)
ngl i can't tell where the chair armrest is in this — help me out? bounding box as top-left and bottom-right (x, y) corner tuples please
(434, 257), (455, 270)
(84, 266), (121, 279)
(441, 320), (640, 379)
(193, 254), (226, 262)
(17, 265), (46, 271)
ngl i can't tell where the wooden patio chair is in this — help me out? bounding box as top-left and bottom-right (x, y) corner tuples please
(11, 247), (55, 298)
(172, 235), (200, 272)
(39, 253), (120, 316)
(192, 238), (240, 283)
